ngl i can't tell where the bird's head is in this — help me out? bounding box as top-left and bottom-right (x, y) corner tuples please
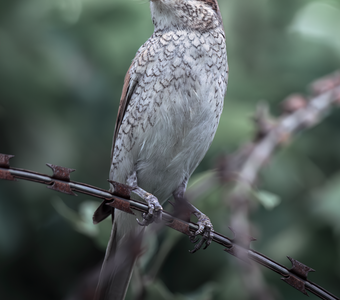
(150, 0), (223, 32)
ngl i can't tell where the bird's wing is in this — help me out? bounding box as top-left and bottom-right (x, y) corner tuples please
(110, 64), (134, 161)
(93, 64), (136, 224)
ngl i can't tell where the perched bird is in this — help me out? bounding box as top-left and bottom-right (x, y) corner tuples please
(93, 0), (228, 298)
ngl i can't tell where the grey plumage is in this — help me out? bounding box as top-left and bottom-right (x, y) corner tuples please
(94, 0), (228, 299)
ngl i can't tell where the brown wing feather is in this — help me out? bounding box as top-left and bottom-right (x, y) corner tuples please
(111, 64), (133, 161)
(93, 64), (134, 224)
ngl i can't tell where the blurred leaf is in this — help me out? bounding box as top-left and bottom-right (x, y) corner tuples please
(253, 189), (281, 210)
(289, 1), (340, 55)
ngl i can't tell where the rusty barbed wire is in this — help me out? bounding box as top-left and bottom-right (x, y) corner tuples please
(0, 154), (339, 300)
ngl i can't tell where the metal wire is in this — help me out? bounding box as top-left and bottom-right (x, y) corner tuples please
(0, 157), (339, 300)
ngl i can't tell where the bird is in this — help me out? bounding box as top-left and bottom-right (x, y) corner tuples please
(93, 0), (228, 299)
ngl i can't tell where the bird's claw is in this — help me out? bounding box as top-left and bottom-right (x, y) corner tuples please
(136, 193), (163, 226)
(189, 214), (214, 253)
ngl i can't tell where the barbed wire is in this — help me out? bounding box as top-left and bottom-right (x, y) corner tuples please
(0, 153), (339, 300)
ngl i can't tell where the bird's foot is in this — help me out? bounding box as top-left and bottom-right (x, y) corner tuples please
(135, 192), (163, 226)
(189, 213), (214, 253)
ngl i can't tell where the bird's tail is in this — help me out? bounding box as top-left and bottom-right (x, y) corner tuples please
(94, 211), (143, 300)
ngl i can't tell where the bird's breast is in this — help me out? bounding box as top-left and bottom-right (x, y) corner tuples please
(110, 28), (228, 200)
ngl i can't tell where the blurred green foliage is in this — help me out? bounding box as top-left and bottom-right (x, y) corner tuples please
(1, 0), (340, 299)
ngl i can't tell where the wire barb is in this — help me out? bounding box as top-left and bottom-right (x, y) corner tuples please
(108, 179), (133, 199)
(46, 163), (77, 195)
(0, 154), (15, 181)
(281, 256), (315, 296)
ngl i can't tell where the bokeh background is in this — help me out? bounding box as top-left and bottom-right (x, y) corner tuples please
(1, 0), (340, 299)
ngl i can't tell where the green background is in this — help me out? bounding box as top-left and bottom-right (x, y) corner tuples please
(1, 0), (340, 299)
